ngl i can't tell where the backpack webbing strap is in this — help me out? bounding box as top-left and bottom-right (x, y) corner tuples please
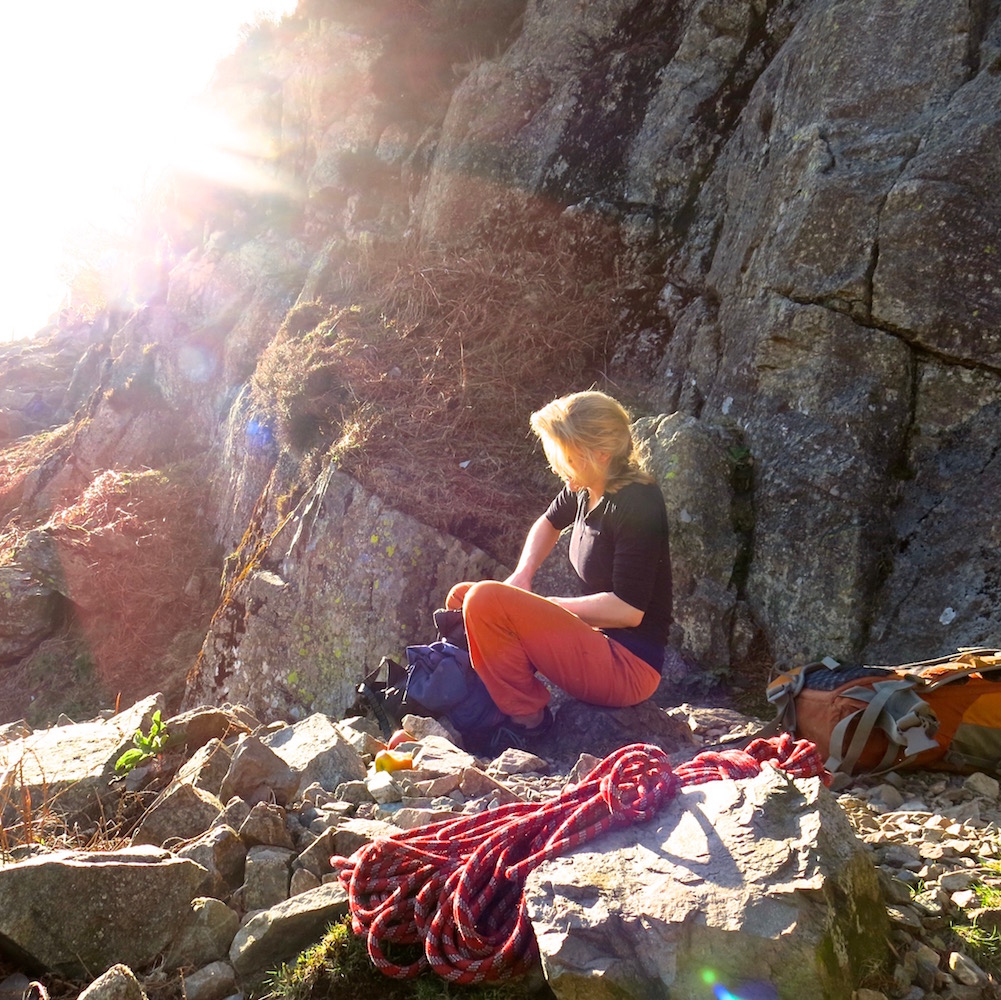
(870, 647), (1001, 672)
(920, 660), (1001, 692)
(766, 658), (842, 734)
(827, 680), (939, 775)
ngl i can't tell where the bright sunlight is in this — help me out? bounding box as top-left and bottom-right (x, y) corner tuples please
(0, 0), (297, 343)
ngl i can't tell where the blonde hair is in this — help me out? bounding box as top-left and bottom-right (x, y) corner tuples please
(530, 390), (652, 493)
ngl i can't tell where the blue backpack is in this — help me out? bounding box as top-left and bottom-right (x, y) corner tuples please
(403, 640), (504, 734)
(357, 611), (504, 740)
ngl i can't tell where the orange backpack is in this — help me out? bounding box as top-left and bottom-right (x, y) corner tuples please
(765, 648), (1001, 777)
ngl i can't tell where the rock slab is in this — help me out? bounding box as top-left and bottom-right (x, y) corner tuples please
(0, 696), (164, 825)
(229, 882), (349, 988)
(526, 767), (888, 1000)
(0, 847), (208, 978)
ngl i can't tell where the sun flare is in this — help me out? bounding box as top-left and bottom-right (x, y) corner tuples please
(0, 0), (297, 342)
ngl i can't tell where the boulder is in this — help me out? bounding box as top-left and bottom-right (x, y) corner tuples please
(410, 735), (477, 776)
(526, 767), (889, 999)
(553, 700), (699, 762)
(334, 716), (385, 758)
(238, 801), (296, 849)
(0, 847), (208, 979)
(0, 720), (31, 744)
(218, 734), (299, 806)
(180, 961), (237, 1000)
(164, 897), (241, 970)
(0, 567), (61, 662)
(0, 695), (163, 826)
(175, 824), (247, 899)
(457, 767), (521, 804)
(218, 796), (252, 832)
(243, 845), (295, 911)
(229, 883), (349, 988)
(131, 782), (225, 848)
(295, 829), (335, 879)
(291, 867), (322, 895)
(174, 738), (233, 798)
(326, 817), (397, 864)
(165, 705), (255, 753)
(261, 713), (367, 798)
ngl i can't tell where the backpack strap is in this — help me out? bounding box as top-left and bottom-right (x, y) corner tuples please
(827, 679), (940, 775)
(919, 659), (1001, 691)
(766, 657), (841, 733)
(871, 647), (1001, 672)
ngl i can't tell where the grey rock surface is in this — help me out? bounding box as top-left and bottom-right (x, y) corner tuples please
(218, 734), (299, 806)
(229, 882), (350, 988)
(0, 695), (163, 825)
(243, 845), (295, 911)
(165, 897), (241, 971)
(527, 768), (888, 999)
(76, 964), (148, 1000)
(0, 848), (208, 979)
(180, 962), (236, 1000)
(131, 782), (224, 848)
(186, 464), (505, 722)
(0, 568), (61, 662)
(175, 824), (247, 899)
(261, 713), (367, 798)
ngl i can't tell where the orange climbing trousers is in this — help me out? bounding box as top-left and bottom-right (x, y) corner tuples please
(445, 580), (662, 718)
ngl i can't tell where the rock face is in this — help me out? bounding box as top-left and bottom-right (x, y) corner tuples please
(228, 883), (349, 988)
(185, 463), (504, 721)
(4, 0), (1001, 726)
(527, 768), (888, 999)
(0, 568), (62, 663)
(411, 0), (1001, 669)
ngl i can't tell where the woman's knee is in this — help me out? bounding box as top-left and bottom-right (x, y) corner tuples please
(445, 581), (475, 610)
(462, 579), (510, 620)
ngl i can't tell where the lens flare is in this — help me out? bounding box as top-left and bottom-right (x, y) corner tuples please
(699, 968), (778, 1000)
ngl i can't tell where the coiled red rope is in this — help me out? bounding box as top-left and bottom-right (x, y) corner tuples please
(329, 733), (827, 984)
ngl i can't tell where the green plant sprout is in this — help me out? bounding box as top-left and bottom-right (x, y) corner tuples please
(115, 710), (169, 774)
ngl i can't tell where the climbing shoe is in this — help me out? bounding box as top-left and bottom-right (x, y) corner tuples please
(462, 706), (555, 756)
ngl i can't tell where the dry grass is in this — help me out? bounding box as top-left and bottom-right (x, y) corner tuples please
(252, 227), (624, 561)
(0, 747), (135, 862)
(0, 424), (75, 535)
(37, 465), (219, 709)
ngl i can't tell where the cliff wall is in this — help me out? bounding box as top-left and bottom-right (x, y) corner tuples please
(2, 0), (999, 723)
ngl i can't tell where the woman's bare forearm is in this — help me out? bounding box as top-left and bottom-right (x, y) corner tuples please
(504, 515), (561, 592)
(546, 591), (644, 628)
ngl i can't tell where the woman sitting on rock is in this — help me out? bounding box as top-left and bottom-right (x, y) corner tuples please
(446, 390), (672, 751)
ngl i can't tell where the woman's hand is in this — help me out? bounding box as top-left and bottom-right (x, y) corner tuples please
(504, 567), (536, 592)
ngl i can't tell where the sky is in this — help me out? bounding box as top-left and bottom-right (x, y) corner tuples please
(0, 0), (298, 343)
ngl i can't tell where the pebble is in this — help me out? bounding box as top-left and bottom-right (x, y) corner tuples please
(965, 774), (1001, 799)
(835, 765), (1001, 999)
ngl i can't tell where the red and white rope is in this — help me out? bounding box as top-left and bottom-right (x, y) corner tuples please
(329, 732), (827, 984)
